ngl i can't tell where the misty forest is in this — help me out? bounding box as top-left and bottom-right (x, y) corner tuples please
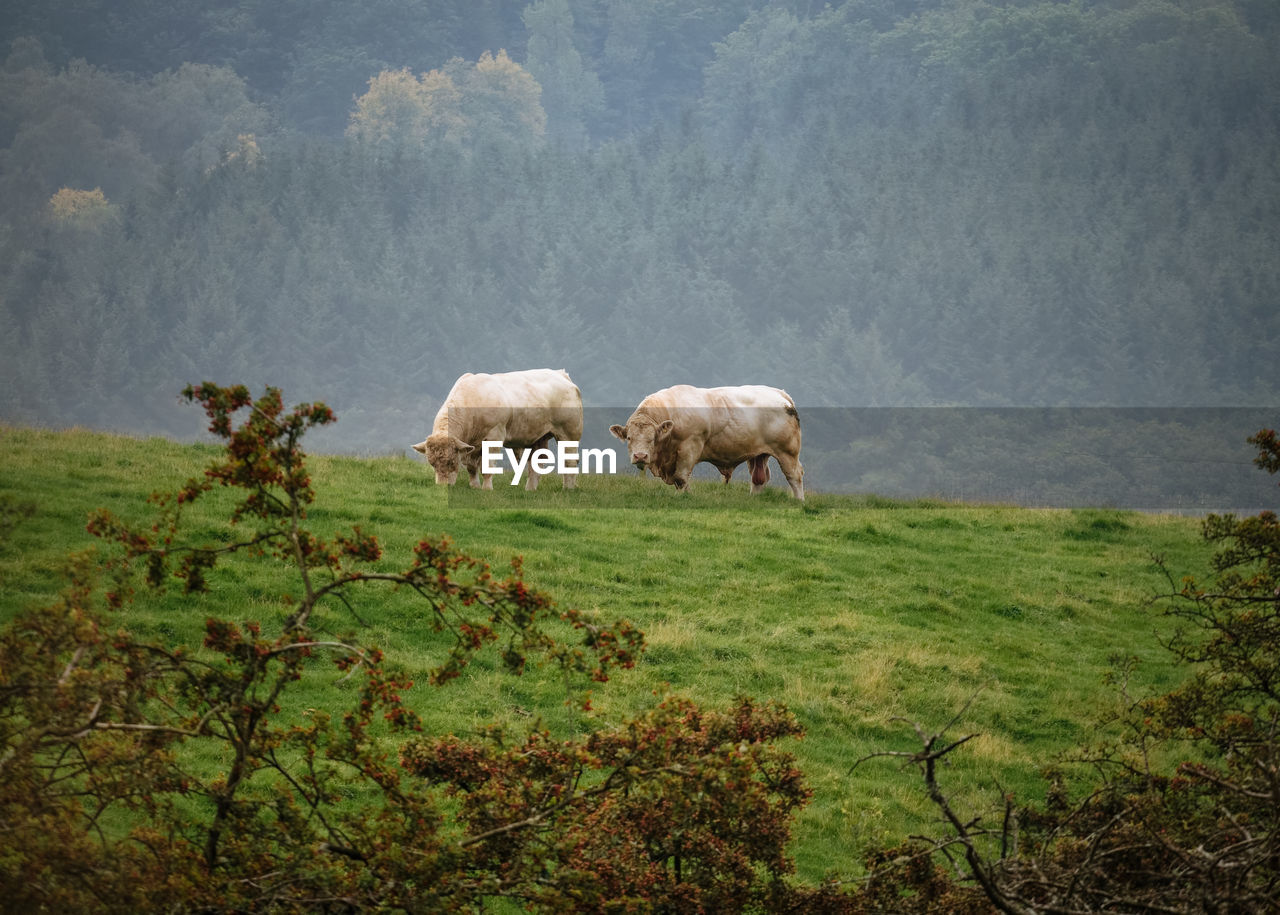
(1, 0), (1278, 454)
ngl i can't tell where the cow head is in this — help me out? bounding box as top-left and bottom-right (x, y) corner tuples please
(411, 433), (473, 485)
(609, 418), (674, 476)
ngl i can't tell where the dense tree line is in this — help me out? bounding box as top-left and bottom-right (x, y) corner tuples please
(0, 0), (1277, 455)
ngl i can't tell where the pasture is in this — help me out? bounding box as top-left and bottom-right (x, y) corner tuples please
(0, 425), (1214, 882)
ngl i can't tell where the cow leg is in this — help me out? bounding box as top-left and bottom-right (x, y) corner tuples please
(526, 435), (554, 491)
(720, 466), (733, 485)
(555, 433), (577, 490)
(464, 453), (487, 489)
(673, 441), (702, 492)
(775, 452), (805, 501)
(560, 440), (577, 490)
(555, 416), (581, 491)
(519, 446), (540, 492)
(748, 454), (772, 495)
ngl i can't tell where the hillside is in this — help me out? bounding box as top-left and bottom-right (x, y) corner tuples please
(0, 425), (1217, 880)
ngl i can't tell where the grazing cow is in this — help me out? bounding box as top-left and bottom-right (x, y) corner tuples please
(609, 385), (804, 500)
(413, 368), (583, 490)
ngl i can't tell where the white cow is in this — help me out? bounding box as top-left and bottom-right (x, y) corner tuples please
(413, 369), (583, 490)
(610, 384), (804, 500)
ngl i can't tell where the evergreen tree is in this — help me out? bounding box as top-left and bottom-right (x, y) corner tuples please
(523, 0), (605, 149)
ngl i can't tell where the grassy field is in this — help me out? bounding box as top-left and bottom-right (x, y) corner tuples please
(0, 425), (1216, 882)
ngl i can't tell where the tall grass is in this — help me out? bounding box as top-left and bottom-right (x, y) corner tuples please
(0, 425), (1213, 880)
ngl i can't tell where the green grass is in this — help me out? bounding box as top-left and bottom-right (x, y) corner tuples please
(0, 425), (1215, 882)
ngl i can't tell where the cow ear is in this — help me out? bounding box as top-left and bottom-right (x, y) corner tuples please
(609, 424), (628, 441)
(657, 420), (674, 436)
(452, 436), (474, 453)
(411, 440), (428, 454)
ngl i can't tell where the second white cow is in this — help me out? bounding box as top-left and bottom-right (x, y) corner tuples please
(609, 384), (804, 500)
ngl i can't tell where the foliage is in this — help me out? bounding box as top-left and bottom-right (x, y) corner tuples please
(46, 186), (116, 228)
(347, 50), (545, 149)
(463, 49), (547, 143)
(346, 66), (467, 146)
(210, 133), (263, 173)
(0, 46), (267, 212)
(868, 428), (1280, 913)
(0, 384), (873, 911)
(401, 695), (844, 911)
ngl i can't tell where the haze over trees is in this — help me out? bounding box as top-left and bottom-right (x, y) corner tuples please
(0, 0), (1277, 451)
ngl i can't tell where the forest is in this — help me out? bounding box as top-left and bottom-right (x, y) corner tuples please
(1, 0), (1277, 464)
